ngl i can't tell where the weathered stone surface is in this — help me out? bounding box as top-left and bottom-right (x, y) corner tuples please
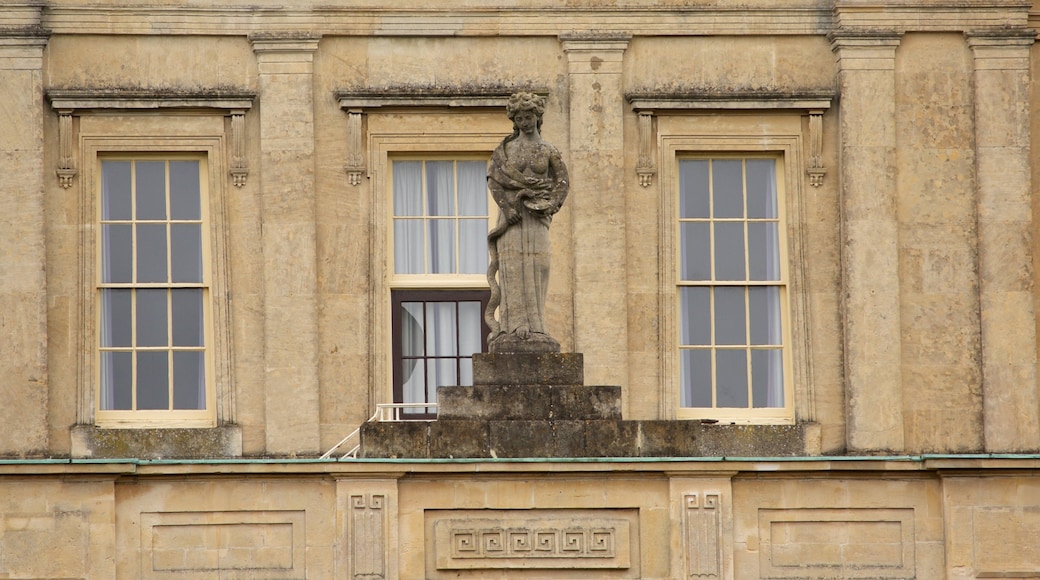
(360, 421), (429, 459)
(71, 425), (242, 459)
(473, 352), (584, 386)
(438, 384), (620, 421)
(489, 421), (554, 458)
(429, 420), (489, 458)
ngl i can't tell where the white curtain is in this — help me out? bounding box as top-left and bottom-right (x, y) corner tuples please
(426, 162), (455, 274)
(425, 302), (458, 405)
(393, 162), (424, 274)
(400, 302), (425, 409)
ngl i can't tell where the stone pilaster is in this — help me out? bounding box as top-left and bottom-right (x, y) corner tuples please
(967, 30), (1040, 452)
(830, 32), (904, 452)
(670, 476), (734, 580)
(336, 477), (400, 580)
(0, 28), (48, 454)
(561, 33), (630, 389)
(252, 35), (321, 454)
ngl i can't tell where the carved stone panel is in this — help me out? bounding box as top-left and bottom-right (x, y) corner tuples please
(427, 509), (638, 576)
(350, 494), (387, 580)
(684, 493), (722, 578)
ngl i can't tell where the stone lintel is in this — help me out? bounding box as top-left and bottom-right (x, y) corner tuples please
(438, 385), (622, 421)
(473, 352), (584, 386)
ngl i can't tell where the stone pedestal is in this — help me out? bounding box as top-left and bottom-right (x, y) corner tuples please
(359, 353), (813, 459)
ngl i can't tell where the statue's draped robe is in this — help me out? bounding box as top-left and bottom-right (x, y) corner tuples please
(486, 139), (568, 346)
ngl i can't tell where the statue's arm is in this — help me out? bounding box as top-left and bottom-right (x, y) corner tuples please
(548, 146), (570, 212)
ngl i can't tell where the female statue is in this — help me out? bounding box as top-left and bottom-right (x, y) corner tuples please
(486, 92), (570, 353)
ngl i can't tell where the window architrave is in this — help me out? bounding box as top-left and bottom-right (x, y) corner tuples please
(657, 124), (813, 424)
(75, 118), (234, 429)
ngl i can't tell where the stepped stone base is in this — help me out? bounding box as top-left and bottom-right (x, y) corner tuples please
(358, 352), (811, 458)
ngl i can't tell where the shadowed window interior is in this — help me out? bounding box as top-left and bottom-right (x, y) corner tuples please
(97, 157), (212, 422)
(677, 157), (790, 416)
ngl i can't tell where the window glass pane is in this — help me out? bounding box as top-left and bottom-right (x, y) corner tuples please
(137, 351), (169, 410)
(99, 351), (132, 410)
(712, 160), (744, 218)
(100, 289), (132, 348)
(393, 220), (424, 274)
(136, 289), (169, 347)
(101, 161), (132, 220)
(426, 302), (458, 357)
(101, 224), (133, 284)
(393, 161), (423, 216)
(401, 302), (425, 357)
(427, 220), (456, 274)
(714, 287), (746, 345)
(170, 224), (203, 283)
(746, 159), (777, 219)
(135, 161), (167, 220)
(716, 350), (749, 407)
(459, 219), (489, 274)
(457, 161), (488, 216)
(460, 358), (474, 386)
(679, 160), (710, 219)
(752, 349), (784, 408)
(171, 289), (204, 347)
(714, 222), (746, 281)
(680, 349), (712, 407)
(173, 351), (205, 410)
(749, 286), (782, 345)
(748, 222), (781, 281)
(679, 287), (711, 346)
(427, 359), (457, 397)
(137, 223), (168, 283)
(169, 161), (201, 220)
(458, 301), (482, 356)
(401, 357), (425, 404)
(680, 222), (710, 281)
(426, 161), (455, 216)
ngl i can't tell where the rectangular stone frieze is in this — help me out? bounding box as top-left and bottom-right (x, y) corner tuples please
(140, 510), (305, 579)
(430, 509), (635, 571)
(758, 508), (915, 579)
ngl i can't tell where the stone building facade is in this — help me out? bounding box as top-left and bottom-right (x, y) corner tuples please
(2, 0), (1040, 577)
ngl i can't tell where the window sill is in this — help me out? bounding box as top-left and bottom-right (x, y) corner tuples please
(71, 424), (242, 459)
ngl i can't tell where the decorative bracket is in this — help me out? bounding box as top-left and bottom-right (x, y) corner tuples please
(807, 109), (826, 188)
(56, 109), (76, 188)
(229, 109), (248, 187)
(636, 111), (656, 187)
(345, 109), (365, 186)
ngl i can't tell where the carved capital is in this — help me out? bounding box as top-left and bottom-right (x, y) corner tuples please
(228, 109), (248, 187)
(345, 109), (365, 186)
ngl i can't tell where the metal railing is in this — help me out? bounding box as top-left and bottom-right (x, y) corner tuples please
(319, 403), (438, 460)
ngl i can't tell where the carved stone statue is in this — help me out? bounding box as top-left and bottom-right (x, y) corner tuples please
(485, 92), (570, 353)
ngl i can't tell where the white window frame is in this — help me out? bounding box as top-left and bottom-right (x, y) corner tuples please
(659, 132), (811, 425)
(367, 127), (509, 410)
(94, 154), (216, 426)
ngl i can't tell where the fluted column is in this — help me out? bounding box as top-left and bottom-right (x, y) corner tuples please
(967, 30), (1040, 452)
(561, 33), (630, 388)
(252, 35), (321, 454)
(0, 28), (49, 454)
(830, 32), (904, 452)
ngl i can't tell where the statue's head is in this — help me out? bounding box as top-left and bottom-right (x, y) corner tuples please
(506, 92), (545, 130)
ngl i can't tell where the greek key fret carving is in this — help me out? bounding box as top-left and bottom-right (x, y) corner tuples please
(685, 492), (721, 579)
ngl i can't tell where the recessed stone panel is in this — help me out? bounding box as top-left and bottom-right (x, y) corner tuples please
(758, 508), (914, 579)
(140, 510), (305, 579)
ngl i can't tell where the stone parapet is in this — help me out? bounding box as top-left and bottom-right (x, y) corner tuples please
(438, 384), (621, 421)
